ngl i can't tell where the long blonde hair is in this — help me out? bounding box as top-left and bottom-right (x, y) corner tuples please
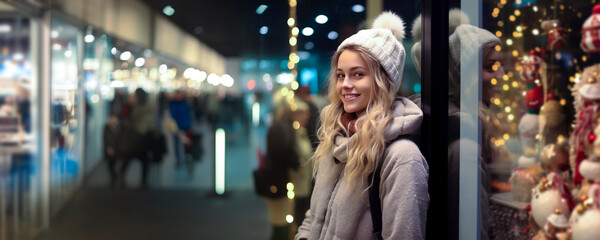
(313, 45), (398, 190)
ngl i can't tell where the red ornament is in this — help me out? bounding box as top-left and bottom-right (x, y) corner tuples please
(526, 205), (531, 212)
(589, 133), (597, 143)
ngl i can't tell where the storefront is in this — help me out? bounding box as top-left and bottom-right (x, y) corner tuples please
(419, 0), (600, 239)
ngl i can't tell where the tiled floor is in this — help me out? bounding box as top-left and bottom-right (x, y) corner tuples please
(36, 122), (274, 240)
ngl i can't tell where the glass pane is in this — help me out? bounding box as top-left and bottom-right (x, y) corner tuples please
(455, 1), (599, 239)
(50, 18), (83, 213)
(0, 9), (43, 238)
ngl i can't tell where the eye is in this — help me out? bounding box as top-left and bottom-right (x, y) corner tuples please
(336, 73), (345, 79)
(353, 72), (364, 77)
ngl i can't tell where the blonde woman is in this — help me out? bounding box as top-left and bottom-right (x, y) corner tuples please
(295, 12), (429, 240)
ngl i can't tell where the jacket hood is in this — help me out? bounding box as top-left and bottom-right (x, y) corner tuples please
(333, 97), (423, 163)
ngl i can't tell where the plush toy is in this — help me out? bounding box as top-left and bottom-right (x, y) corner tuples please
(580, 4), (600, 53)
(519, 113), (540, 156)
(526, 85), (544, 112)
(542, 20), (567, 51)
(530, 172), (573, 228)
(520, 50), (544, 85)
(571, 64), (600, 186)
(531, 209), (569, 240)
(511, 156), (543, 202)
(570, 185), (600, 240)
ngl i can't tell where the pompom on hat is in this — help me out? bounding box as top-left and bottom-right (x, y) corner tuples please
(581, 4), (600, 53)
(338, 11), (406, 93)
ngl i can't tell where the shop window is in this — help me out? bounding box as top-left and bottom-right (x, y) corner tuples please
(455, 1), (600, 239)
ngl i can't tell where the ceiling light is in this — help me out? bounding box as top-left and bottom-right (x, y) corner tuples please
(302, 27), (314, 36)
(135, 58), (145, 67)
(256, 5), (268, 14)
(260, 26), (268, 35)
(315, 15), (328, 24)
(328, 31), (338, 40)
(84, 34), (95, 43)
(64, 50), (72, 57)
(111, 47), (117, 55)
(0, 24), (11, 33)
(51, 30), (59, 38)
(292, 27), (299, 36)
(159, 64), (168, 74)
(221, 74), (234, 87)
(120, 51), (132, 61)
(163, 5), (175, 16)
(352, 4), (365, 13)
(287, 18), (295, 27)
(52, 43), (62, 50)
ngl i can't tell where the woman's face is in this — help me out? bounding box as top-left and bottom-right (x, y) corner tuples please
(482, 49), (504, 105)
(335, 50), (373, 114)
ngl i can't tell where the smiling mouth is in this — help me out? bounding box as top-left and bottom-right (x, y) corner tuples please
(342, 94), (360, 101)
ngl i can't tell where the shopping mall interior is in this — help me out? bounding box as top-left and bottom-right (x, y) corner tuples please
(0, 0), (421, 239)
(4, 0), (600, 239)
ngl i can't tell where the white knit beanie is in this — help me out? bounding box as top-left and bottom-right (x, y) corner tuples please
(410, 9), (469, 77)
(338, 11), (405, 93)
(449, 24), (501, 69)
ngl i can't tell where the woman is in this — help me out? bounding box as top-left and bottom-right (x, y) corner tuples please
(447, 24), (504, 240)
(295, 12), (429, 240)
(263, 95), (300, 240)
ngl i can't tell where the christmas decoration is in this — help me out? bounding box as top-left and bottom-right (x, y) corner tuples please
(571, 64), (600, 186)
(569, 185), (600, 240)
(520, 50), (543, 85)
(580, 4), (600, 53)
(530, 172), (572, 228)
(510, 156), (543, 202)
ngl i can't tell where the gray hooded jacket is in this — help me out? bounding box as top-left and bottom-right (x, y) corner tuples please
(295, 97), (429, 240)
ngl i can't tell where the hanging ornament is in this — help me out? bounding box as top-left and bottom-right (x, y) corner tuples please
(580, 4), (600, 53)
(540, 144), (570, 175)
(520, 50), (543, 86)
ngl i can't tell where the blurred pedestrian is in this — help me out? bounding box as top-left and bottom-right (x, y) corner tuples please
(288, 99), (313, 229)
(263, 97), (300, 240)
(169, 90), (192, 167)
(103, 113), (120, 187)
(120, 88), (155, 188)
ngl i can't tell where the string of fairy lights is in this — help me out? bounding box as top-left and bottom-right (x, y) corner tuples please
(487, 0), (595, 147)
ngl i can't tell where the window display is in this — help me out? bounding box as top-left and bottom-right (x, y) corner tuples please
(473, 1), (600, 239)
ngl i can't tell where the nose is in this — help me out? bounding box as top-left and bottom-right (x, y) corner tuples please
(494, 66), (505, 79)
(341, 76), (353, 89)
